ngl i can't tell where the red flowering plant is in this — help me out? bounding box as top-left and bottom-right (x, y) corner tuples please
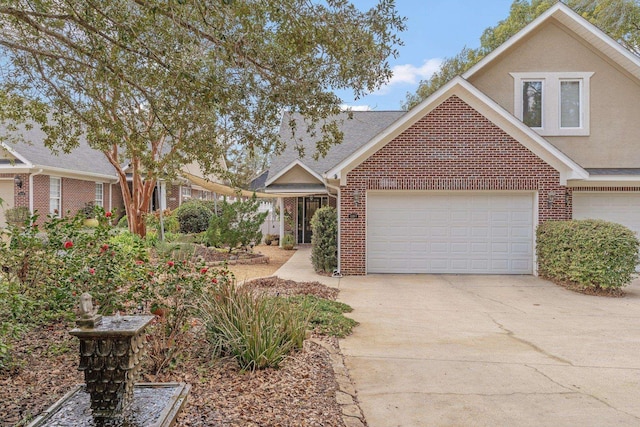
(0, 208), (148, 323)
(127, 251), (233, 373)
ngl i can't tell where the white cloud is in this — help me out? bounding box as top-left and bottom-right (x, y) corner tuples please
(373, 58), (443, 95)
(390, 58), (443, 85)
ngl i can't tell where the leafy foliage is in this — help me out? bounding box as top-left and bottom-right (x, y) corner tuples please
(199, 280), (309, 371)
(404, 0), (640, 109)
(0, 0), (405, 236)
(175, 200), (214, 234)
(128, 259), (232, 374)
(310, 206), (338, 273)
(536, 219), (639, 290)
(206, 194), (268, 252)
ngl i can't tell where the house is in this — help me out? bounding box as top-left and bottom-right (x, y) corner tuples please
(0, 124), (227, 226)
(264, 3), (640, 275)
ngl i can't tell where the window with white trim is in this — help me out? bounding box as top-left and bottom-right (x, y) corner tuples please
(50, 177), (61, 217)
(511, 72), (593, 136)
(181, 186), (191, 199)
(95, 183), (104, 207)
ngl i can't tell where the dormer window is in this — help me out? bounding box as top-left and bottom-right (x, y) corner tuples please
(512, 72), (593, 136)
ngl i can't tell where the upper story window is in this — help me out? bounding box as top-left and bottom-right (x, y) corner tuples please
(511, 72), (593, 136)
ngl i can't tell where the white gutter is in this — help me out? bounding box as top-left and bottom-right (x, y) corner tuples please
(324, 181), (342, 277)
(29, 169), (44, 214)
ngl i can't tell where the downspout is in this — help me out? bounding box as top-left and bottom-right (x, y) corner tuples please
(29, 169), (44, 215)
(278, 197), (285, 248)
(324, 181), (342, 277)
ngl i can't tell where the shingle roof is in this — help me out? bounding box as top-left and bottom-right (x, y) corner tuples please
(2, 122), (118, 177)
(249, 170), (269, 191)
(268, 111), (405, 183)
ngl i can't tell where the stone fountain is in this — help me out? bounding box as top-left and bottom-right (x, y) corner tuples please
(28, 293), (190, 427)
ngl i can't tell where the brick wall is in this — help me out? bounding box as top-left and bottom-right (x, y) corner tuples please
(340, 95), (569, 275)
(283, 197), (296, 234)
(109, 183), (125, 218)
(166, 184), (181, 211)
(0, 173), (29, 209)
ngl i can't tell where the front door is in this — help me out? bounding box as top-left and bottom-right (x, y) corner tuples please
(297, 196), (326, 243)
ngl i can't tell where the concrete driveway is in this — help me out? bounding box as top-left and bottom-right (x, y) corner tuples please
(337, 274), (640, 427)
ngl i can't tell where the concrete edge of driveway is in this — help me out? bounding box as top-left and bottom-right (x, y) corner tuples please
(274, 248), (371, 426)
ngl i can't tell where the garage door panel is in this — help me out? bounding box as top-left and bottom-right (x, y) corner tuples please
(367, 193), (534, 274)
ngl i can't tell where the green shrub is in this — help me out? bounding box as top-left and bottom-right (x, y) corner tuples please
(127, 257), (229, 373)
(175, 200), (213, 234)
(5, 206), (29, 227)
(108, 230), (149, 262)
(206, 194), (268, 252)
(310, 206), (337, 273)
(537, 219), (639, 290)
(199, 280), (308, 371)
(117, 215), (129, 228)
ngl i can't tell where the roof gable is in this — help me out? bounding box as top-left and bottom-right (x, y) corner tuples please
(326, 77), (588, 185)
(463, 2), (640, 82)
(268, 111), (405, 183)
(266, 160), (323, 187)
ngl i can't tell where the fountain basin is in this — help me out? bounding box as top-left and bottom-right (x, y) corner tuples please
(26, 382), (190, 427)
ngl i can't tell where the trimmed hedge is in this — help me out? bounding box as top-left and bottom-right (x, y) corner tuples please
(175, 200), (213, 234)
(311, 206), (337, 273)
(537, 219), (639, 290)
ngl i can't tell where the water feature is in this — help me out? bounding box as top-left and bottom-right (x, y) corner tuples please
(28, 294), (190, 427)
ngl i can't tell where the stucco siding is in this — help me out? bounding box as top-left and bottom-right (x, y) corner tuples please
(469, 19), (640, 168)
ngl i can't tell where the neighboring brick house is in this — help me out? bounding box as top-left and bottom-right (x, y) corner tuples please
(0, 127), (226, 226)
(264, 3), (640, 275)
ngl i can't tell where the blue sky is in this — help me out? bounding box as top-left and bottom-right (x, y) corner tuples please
(336, 0), (515, 111)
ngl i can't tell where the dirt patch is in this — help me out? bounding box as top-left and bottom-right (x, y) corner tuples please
(244, 276), (339, 300)
(225, 244), (297, 282)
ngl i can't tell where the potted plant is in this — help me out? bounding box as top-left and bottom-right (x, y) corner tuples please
(281, 234), (295, 250)
(81, 202), (99, 227)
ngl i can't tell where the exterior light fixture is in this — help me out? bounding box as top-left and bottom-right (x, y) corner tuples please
(547, 191), (556, 208)
(13, 175), (22, 189)
(353, 190), (361, 206)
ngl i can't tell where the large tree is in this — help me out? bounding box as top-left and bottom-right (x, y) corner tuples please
(404, 0), (640, 110)
(0, 0), (405, 236)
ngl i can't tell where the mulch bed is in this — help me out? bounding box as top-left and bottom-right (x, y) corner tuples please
(193, 245), (269, 265)
(0, 278), (348, 427)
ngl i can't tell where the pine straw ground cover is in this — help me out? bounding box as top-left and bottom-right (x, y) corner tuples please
(0, 278), (353, 427)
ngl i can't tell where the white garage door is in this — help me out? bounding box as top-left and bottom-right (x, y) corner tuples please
(367, 192), (534, 274)
(573, 192), (640, 239)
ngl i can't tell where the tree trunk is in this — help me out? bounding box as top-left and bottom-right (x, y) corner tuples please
(116, 174), (156, 238)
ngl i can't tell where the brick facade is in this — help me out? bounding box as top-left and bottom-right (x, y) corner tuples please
(340, 96), (570, 275)
(3, 174), (126, 224)
(166, 184), (181, 211)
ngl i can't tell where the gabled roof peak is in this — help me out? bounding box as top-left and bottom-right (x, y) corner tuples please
(463, 2), (640, 82)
